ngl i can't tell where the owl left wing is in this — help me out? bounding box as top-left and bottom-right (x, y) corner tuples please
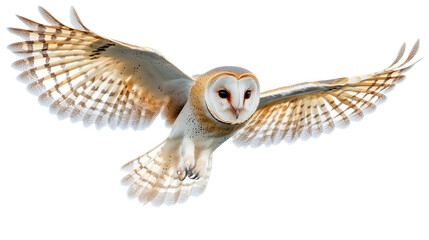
(8, 7), (194, 130)
(233, 41), (420, 147)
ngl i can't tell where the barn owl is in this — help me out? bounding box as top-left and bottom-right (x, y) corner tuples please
(8, 7), (420, 205)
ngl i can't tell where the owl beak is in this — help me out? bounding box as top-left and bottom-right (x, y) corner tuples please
(232, 107), (241, 119)
(235, 109), (240, 119)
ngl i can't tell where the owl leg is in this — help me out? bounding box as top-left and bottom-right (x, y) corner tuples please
(189, 148), (211, 180)
(176, 138), (195, 181)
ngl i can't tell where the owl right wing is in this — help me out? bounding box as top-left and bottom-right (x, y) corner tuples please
(233, 41), (420, 147)
(8, 7), (194, 130)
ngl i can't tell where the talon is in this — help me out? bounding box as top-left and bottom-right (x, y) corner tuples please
(188, 171), (199, 180)
(176, 169), (188, 181)
(177, 169), (188, 181)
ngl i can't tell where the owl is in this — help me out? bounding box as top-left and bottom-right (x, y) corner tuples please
(8, 7), (420, 205)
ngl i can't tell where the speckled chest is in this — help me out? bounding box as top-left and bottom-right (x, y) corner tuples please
(170, 100), (237, 151)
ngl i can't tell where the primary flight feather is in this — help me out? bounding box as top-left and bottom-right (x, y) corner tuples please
(8, 7), (420, 205)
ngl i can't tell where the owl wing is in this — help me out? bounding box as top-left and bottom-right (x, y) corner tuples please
(233, 41), (420, 147)
(8, 7), (194, 130)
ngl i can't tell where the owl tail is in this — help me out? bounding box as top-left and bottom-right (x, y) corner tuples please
(121, 139), (212, 205)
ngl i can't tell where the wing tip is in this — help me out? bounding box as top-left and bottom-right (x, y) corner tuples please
(69, 6), (90, 31)
(15, 14), (27, 22)
(6, 42), (18, 52)
(413, 39), (420, 50)
(389, 39), (421, 69)
(11, 59), (27, 71)
(38, 6), (66, 27)
(7, 27), (17, 34)
(15, 14), (39, 29)
(37, 5), (47, 15)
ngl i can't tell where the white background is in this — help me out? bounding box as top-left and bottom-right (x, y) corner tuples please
(0, 1), (428, 239)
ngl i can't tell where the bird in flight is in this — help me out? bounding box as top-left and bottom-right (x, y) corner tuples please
(8, 7), (420, 205)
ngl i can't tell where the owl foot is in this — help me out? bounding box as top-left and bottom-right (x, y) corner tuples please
(188, 169), (199, 180)
(176, 159), (204, 180)
(176, 157), (195, 181)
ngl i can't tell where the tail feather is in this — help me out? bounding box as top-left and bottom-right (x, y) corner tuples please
(121, 140), (212, 205)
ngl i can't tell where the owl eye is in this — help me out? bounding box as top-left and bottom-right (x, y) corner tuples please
(218, 90), (229, 98)
(244, 90), (251, 99)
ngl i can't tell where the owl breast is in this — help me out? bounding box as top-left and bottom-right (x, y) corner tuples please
(170, 101), (241, 151)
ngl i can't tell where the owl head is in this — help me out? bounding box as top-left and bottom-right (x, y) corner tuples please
(196, 66), (260, 125)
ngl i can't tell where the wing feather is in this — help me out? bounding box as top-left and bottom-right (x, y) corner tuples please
(9, 7), (194, 130)
(38, 6), (66, 27)
(233, 41), (420, 147)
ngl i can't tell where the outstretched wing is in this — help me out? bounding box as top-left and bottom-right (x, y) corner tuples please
(233, 41), (420, 147)
(8, 7), (194, 130)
